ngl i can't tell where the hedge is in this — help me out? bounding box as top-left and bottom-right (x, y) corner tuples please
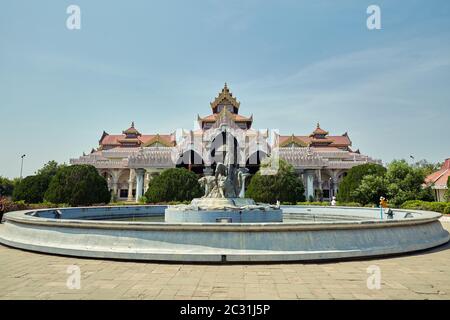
(400, 200), (450, 214)
(296, 201), (362, 207)
(0, 198), (68, 214)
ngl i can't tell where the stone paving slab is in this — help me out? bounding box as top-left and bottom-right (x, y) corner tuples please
(0, 221), (449, 300)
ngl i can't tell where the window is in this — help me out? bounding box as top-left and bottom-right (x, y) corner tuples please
(120, 189), (128, 198)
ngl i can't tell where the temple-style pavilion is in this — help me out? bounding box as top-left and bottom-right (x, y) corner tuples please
(70, 84), (380, 202)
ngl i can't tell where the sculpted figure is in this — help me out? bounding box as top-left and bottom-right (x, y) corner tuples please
(200, 161), (247, 199)
(236, 168), (250, 198)
(217, 173), (227, 198)
(198, 176), (216, 198)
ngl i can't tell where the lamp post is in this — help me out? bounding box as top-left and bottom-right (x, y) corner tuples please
(329, 177), (333, 199)
(20, 154), (26, 180)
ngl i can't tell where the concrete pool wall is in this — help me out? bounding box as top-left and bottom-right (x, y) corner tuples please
(0, 206), (448, 263)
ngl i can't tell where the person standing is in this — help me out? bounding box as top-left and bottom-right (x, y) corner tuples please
(0, 198), (5, 223)
(331, 196), (337, 206)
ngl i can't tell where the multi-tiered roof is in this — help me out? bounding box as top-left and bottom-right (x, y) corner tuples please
(279, 123), (352, 151)
(96, 85), (355, 153)
(98, 122), (175, 150)
(197, 83), (253, 130)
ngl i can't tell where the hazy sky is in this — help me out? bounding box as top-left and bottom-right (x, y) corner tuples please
(1, 0), (449, 178)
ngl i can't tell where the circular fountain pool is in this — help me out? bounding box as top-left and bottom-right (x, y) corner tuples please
(0, 205), (448, 262)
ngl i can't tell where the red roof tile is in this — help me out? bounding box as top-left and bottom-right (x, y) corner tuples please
(199, 113), (252, 122)
(311, 123), (329, 136)
(425, 159), (450, 188)
(100, 134), (175, 147)
(278, 135), (351, 148)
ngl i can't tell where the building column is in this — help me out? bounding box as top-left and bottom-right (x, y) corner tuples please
(305, 170), (315, 201)
(110, 169), (122, 200)
(316, 169), (323, 201)
(135, 169), (145, 202)
(127, 169), (135, 202)
(144, 171), (150, 193)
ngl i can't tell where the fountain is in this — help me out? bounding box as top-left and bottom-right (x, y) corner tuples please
(165, 153), (282, 223)
(0, 137), (448, 262)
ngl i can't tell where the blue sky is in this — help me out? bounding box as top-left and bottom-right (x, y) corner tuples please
(1, 0), (449, 178)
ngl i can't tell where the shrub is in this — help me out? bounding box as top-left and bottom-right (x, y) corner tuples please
(297, 201), (330, 206)
(401, 200), (450, 214)
(337, 202), (362, 207)
(145, 168), (202, 203)
(246, 159), (305, 204)
(10, 161), (66, 204)
(44, 165), (111, 206)
(296, 201), (362, 207)
(0, 198), (29, 214)
(385, 160), (434, 206)
(444, 205), (450, 215)
(337, 163), (386, 203)
(0, 176), (14, 197)
(0, 198), (68, 217)
(12, 175), (51, 203)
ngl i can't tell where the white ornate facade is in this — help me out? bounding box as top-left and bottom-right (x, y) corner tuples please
(70, 84), (380, 202)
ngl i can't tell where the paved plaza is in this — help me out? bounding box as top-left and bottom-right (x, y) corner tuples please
(1, 220), (450, 300)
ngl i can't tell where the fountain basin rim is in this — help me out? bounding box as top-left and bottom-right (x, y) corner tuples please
(2, 206), (443, 232)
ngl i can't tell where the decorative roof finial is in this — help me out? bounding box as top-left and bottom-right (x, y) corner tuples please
(131, 121), (135, 128)
(317, 122), (320, 128)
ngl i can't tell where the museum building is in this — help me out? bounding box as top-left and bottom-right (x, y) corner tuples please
(70, 84), (380, 202)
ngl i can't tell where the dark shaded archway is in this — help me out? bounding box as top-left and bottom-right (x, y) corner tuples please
(246, 151), (267, 174)
(176, 150), (204, 174)
(210, 131), (241, 168)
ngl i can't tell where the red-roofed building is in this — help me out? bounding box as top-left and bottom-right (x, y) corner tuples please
(71, 84), (380, 202)
(425, 159), (450, 201)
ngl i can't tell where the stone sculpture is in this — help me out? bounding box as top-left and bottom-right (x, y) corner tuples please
(198, 162), (250, 199)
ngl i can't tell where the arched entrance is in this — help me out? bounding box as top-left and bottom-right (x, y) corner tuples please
(210, 131), (241, 170)
(246, 150), (267, 174)
(176, 150), (204, 174)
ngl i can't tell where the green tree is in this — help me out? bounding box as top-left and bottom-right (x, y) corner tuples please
(246, 158), (305, 204)
(350, 175), (388, 206)
(11, 161), (65, 203)
(145, 168), (203, 203)
(337, 163), (386, 203)
(412, 159), (442, 177)
(0, 176), (14, 197)
(36, 160), (65, 178)
(44, 165), (111, 206)
(12, 175), (50, 203)
(385, 160), (434, 206)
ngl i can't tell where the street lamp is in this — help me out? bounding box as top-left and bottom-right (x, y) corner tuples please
(20, 154), (26, 180)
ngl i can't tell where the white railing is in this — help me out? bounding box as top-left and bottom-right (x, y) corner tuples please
(70, 158), (129, 168)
